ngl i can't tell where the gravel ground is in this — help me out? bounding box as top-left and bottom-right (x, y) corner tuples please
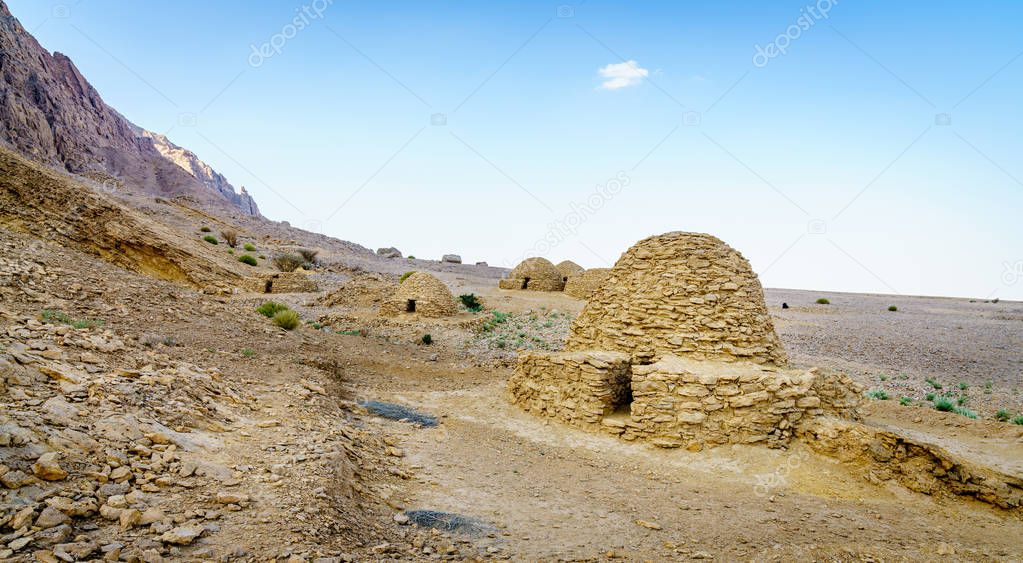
(765, 288), (1023, 417)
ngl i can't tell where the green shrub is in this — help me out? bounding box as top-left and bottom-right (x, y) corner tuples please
(241, 348), (256, 358)
(421, 334), (433, 345)
(238, 255), (258, 266)
(926, 378), (942, 390)
(459, 293), (483, 312)
(888, 305), (898, 312)
(957, 396), (968, 406)
(203, 235), (219, 245)
(934, 396), (955, 412)
(200, 226), (211, 233)
(337, 329), (362, 336)
(1013, 416), (1023, 426)
(957, 382), (968, 391)
(244, 243), (257, 252)
(899, 397), (913, 406)
(866, 389), (889, 400)
(408, 255), (416, 260)
(816, 298), (830, 305)
(272, 309), (300, 330)
(272, 254), (304, 272)
(41, 309), (102, 329)
(491, 311), (509, 324)
(228, 249), (235, 255)
(925, 392), (936, 402)
(953, 406), (978, 419)
(879, 374), (888, 381)
(400, 271), (415, 283)
(256, 301), (289, 318)
(995, 409), (1011, 422)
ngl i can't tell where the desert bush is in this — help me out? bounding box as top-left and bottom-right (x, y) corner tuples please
(272, 309), (300, 330)
(995, 409), (1011, 422)
(926, 377), (942, 390)
(958, 382), (969, 390)
(408, 255), (416, 260)
(200, 226), (211, 233)
(238, 255), (258, 266)
(459, 293), (483, 312)
(1013, 415), (1023, 426)
(221, 230), (238, 248)
(866, 389), (889, 400)
(953, 406), (978, 419)
(933, 396), (955, 412)
(256, 301), (289, 318)
(41, 309), (102, 329)
(272, 253), (304, 272)
(888, 305), (898, 311)
(400, 271), (414, 283)
(925, 392), (936, 402)
(244, 243), (257, 252)
(879, 374), (888, 381)
(241, 348), (256, 358)
(203, 235), (219, 245)
(298, 249), (318, 264)
(420, 334), (433, 345)
(899, 397), (912, 406)
(816, 298), (830, 305)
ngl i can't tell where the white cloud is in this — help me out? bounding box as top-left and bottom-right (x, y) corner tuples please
(597, 60), (649, 90)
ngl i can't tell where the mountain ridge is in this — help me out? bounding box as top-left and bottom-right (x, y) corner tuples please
(0, 0), (259, 216)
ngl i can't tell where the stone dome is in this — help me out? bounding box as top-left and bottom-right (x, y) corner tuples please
(379, 272), (456, 317)
(566, 232), (786, 365)
(555, 260), (585, 282)
(498, 257), (565, 292)
(563, 268), (611, 299)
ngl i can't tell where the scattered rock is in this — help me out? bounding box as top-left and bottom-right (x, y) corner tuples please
(441, 254), (461, 264)
(160, 525), (203, 545)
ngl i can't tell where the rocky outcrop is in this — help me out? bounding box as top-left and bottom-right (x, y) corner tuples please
(0, 2), (259, 216)
(140, 130), (259, 216)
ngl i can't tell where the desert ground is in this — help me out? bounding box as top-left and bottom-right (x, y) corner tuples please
(2, 150), (1021, 561)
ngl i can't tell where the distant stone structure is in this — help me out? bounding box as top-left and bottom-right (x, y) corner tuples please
(508, 232), (859, 450)
(379, 271), (456, 317)
(567, 232), (786, 365)
(555, 260), (584, 283)
(498, 257), (565, 292)
(441, 254), (462, 264)
(563, 268), (611, 300)
(245, 272), (318, 294)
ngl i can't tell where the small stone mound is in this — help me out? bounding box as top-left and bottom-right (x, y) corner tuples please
(555, 260), (584, 282)
(567, 232), (786, 365)
(498, 257), (565, 292)
(376, 247), (402, 259)
(320, 272), (396, 309)
(360, 401), (438, 427)
(563, 268), (611, 299)
(379, 272), (457, 317)
(404, 510), (492, 536)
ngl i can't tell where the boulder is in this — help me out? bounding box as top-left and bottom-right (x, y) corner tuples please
(441, 254), (462, 264)
(376, 247), (402, 259)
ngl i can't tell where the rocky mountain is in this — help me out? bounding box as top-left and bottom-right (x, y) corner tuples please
(0, 1), (259, 216)
(140, 129), (259, 216)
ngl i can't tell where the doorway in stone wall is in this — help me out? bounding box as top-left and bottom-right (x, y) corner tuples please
(406, 299), (416, 313)
(605, 369), (634, 419)
(521, 277), (530, 289)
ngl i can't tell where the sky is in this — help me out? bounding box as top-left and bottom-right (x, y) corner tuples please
(10, 0), (1023, 300)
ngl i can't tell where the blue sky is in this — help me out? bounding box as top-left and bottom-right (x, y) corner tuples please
(11, 0), (1023, 299)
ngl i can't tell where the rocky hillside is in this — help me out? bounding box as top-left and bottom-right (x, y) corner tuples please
(140, 130), (259, 216)
(0, 1), (259, 217)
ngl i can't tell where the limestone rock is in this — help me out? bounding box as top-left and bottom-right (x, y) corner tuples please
(32, 452), (68, 481)
(376, 247), (402, 259)
(441, 254), (462, 264)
